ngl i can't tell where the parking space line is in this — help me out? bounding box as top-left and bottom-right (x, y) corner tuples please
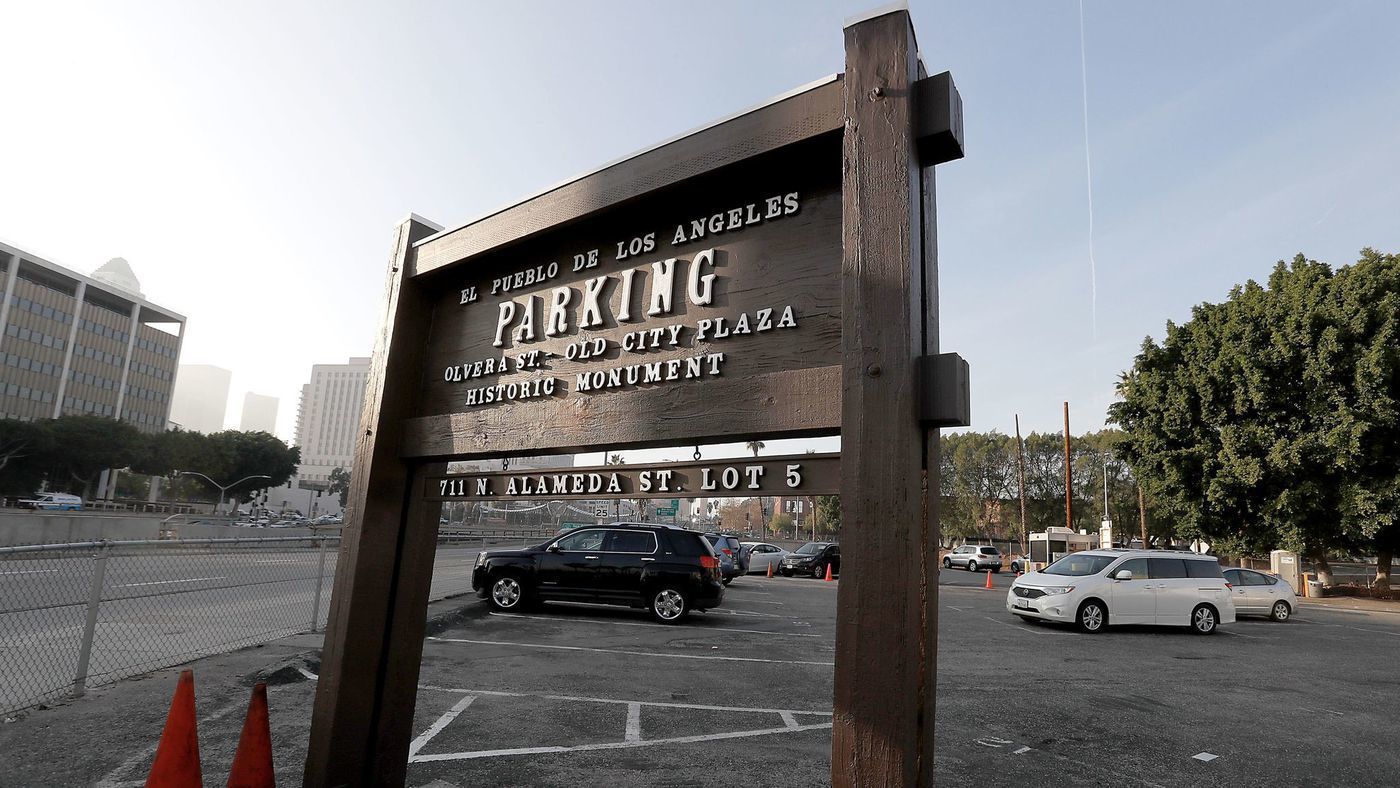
(1291, 617), (1400, 637)
(979, 614), (1068, 636)
(1219, 629), (1268, 639)
(408, 721), (834, 763)
(625, 703), (642, 742)
(703, 608), (788, 618)
(408, 694), (476, 758)
(779, 711), (800, 729)
(416, 685), (834, 717)
(487, 611), (822, 637)
(427, 637), (835, 666)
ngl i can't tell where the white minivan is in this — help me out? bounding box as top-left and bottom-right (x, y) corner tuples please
(18, 492), (84, 511)
(1007, 549), (1235, 635)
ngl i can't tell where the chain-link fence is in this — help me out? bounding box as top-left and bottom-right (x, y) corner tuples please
(0, 535), (337, 716)
(0, 529), (554, 716)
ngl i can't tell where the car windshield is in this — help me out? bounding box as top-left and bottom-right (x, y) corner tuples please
(795, 543), (827, 555)
(1043, 553), (1116, 576)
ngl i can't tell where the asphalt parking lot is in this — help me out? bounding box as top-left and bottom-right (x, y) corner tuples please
(7, 563), (1400, 786)
(406, 567), (1400, 787)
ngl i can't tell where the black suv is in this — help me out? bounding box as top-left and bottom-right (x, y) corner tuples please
(779, 542), (840, 578)
(472, 524), (725, 623)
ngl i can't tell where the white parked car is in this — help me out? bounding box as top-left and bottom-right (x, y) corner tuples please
(1222, 567), (1296, 622)
(1007, 549), (1236, 635)
(740, 542), (789, 574)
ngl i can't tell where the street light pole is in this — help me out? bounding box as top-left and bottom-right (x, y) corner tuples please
(175, 471), (272, 515)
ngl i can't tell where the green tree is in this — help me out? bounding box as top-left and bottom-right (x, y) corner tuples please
(0, 419), (53, 495)
(188, 430), (300, 506)
(1111, 250), (1400, 585)
(33, 416), (144, 498)
(328, 466), (352, 508)
(769, 512), (794, 537)
(745, 441), (765, 457)
(940, 431), (1015, 541)
(815, 495), (841, 535)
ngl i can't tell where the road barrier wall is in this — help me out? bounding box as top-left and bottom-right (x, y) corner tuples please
(0, 513), (317, 547)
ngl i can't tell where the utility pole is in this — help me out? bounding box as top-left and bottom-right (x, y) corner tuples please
(1015, 415), (1028, 556)
(1138, 484), (1148, 548)
(1063, 402), (1073, 533)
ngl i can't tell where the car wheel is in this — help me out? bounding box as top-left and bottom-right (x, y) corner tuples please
(967, 561), (978, 572)
(813, 563), (826, 579)
(992, 566), (1001, 574)
(1077, 600), (1107, 633)
(1270, 601), (1291, 622)
(721, 577), (732, 586)
(650, 587), (688, 623)
(942, 557), (951, 569)
(487, 573), (526, 612)
(1191, 604), (1218, 635)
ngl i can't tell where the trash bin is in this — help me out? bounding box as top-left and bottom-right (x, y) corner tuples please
(1306, 579), (1325, 598)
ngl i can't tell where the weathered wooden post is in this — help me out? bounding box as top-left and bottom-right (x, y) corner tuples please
(834, 7), (965, 786)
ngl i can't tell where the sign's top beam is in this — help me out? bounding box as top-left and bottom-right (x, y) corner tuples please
(410, 74), (844, 278)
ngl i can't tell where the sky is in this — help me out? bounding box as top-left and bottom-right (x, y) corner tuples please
(3, 1), (1398, 465)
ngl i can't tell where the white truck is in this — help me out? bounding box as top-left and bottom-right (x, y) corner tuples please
(17, 492), (84, 511)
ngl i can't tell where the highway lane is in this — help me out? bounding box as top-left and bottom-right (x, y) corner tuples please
(0, 542), (510, 714)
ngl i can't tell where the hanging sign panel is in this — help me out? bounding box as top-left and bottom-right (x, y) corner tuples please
(404, 131), (845, 460)
(423, 453), (839, 502)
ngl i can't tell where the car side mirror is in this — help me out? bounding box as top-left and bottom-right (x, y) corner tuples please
(1113, 569), (1133, 581)
(547, 544), (561, 553)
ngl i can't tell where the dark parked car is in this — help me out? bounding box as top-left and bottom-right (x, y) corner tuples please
(779, 542), (840, 578)
(472, 524), (724, 623)
(703, 533), (746, 584)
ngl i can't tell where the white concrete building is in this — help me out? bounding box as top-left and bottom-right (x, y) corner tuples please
(0, 241), (185, 431)
(294, 357), (370, 485)
(169, 364), (232, 433)
(239, 392), (278, 433)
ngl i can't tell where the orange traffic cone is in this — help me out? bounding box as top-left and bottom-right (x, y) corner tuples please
(226, 683), (274, 788)
(766, 562), (774, 578)
(825, 564), (834, 582)
(147, 669), (203, 787)
(984, 570), (993, 589)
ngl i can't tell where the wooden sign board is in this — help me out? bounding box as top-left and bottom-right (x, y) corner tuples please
(424, 453), (840, 502)
(403, 116), (844, 460)
(307, 7), (965, 788)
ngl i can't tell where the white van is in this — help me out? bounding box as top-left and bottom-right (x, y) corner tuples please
(1007, 549), (1235, 634)
(18, 493), (84, 511)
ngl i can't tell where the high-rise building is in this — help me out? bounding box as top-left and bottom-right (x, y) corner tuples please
(0, 241), (185, 431)
(169, 364), (232, 433)
(239, 392), (278, 433)
(294, 357), (371, 485)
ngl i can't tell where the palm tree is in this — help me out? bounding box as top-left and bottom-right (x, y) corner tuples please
(606, 453), (625, 465)
(745, 441), (765, 458)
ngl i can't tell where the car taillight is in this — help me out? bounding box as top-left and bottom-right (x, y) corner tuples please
(700, 555), (719, 570)
(1225, 582), (1232, 590)
(721, 548), (733, 556)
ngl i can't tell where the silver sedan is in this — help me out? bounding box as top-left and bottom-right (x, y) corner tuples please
(1222, 568), (1297, 621)
(741, 542), (789, 574)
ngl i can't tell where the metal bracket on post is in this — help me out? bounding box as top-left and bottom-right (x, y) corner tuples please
(913, 71), (965, 166)
(919, 352), (971, 427)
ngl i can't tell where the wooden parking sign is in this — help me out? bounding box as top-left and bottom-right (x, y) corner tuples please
(306, 6), (967, 786)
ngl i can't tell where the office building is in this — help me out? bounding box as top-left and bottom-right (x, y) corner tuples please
(294, 357), (371, 485)
(0, 241), (184, 431)
(239, 392), (279, 433)
(169, 364), (232, 433)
